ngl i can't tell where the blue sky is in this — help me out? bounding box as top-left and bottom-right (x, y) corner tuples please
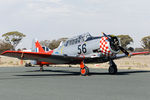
(0, 0), (150, 49)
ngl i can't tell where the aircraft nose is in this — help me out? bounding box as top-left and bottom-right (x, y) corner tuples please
(99, 36), (113, 56)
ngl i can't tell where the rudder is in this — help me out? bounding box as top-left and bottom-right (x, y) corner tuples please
(31, 39), (45, 53)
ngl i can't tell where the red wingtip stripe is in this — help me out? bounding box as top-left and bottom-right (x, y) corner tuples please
(131, 52), (150, 55)
(1, 50), (54, 56)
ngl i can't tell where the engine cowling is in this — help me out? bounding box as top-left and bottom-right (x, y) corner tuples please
(99, 36), (120, 56)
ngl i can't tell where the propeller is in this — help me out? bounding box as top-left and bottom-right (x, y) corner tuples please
(102, 32), (130, 57)
(118, 46), (130, 57)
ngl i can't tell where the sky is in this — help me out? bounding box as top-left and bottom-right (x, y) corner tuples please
(0, 0), (150, 49)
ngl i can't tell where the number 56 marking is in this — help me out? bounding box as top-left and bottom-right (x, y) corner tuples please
(78, 43), (87, 54)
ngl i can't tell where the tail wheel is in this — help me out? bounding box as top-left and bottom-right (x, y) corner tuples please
(80, 66), (89, 76)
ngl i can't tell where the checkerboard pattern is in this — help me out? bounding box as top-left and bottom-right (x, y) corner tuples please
(100, 37), (113, 56)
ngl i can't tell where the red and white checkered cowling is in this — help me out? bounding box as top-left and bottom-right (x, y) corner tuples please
(99, 37), (113, 56)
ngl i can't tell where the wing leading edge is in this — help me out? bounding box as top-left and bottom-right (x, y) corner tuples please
(114, 52), (150, 59)
(1, 51), (85, 64)
(1, 51), (150, 64)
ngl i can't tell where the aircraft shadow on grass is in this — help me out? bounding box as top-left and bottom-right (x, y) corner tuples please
(15, 69), (150, 77)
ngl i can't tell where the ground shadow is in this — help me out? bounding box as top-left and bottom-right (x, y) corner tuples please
(89, 70), (150, 76)
(15, 69), (150, 77)
(117, 70), (150, 75)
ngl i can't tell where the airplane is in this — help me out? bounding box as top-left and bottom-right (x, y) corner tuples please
(23, 40), (53, 69)
(24, 45), (52, 68)
(1, 32), (150, 76)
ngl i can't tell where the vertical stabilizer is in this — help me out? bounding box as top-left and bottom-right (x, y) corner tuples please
(35, 40), (45, 53)
(31, 39), (45, 53)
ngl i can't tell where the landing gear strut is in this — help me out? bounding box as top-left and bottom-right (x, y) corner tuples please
(108, 59), (118, 74)
(40, 65), (44, 71)
(80, 61), (89, 76)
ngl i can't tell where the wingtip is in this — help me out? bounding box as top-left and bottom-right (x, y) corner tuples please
(131, 52), (150, 55)
(0, 50), (10, 55)
(128, 54), (131, 58)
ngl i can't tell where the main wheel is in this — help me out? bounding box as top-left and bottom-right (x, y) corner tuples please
(28, 63), (32, 67)
(108, 66), (118, 74)
(80, 66), (89, 76)
(25, 63), (29, 67)
(40, 65), (44, 71)
(46, 64), (49, 67)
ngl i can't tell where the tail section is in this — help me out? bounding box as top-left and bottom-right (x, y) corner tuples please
(35, 40), (45, 53)
(31, 39), (45, 53)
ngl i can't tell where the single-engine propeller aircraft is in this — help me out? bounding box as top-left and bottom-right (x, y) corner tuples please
(24, 44), (52, 67)
(1, 32), (150, 76)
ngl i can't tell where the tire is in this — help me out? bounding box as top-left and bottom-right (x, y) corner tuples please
(46, 64), (49, 67)
(28, 63), (32, 67)
(80, 66), (89, 76)
(109, 66), (118, 74)
(25, 63), (29, 67)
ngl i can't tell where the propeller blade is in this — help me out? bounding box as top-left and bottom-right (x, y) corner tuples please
(102, 32), (111, 41)
(102, 32), (130, 57)
(118, 46), (130, 57)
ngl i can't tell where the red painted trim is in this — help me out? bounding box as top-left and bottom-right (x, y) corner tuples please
(35, 41), (45, 53)
(81, 68), (86, 74)
(1, 50), (55, 65)
(1, 50), (54, 56)
(37, 61), (53, 65)
(80, 54), (85, 59)
(48, 50), (54, 54)
(131, 52), (150, 55)
(80, 61), (84, 69)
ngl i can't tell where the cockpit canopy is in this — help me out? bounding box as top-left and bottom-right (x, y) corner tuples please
(42, 46), (50, 52)
(64, 33), (92, 47)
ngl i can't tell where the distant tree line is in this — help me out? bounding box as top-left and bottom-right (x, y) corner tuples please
(117, 35), (150, 52)
(141, 36), (150, 51)
(117, 35), (134, 51)
(0, 31), (26, 53)
(40, 38), (68, 50)
(0, 31), (149, 53)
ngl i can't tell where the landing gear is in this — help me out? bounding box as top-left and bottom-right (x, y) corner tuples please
(46, 64), (49, 67)
(40, 65), (44, 71)
(80, 66), (89, 76)
(108, 59), (118, 74)
(80, 61), (89, 76)
(25, 63), (32, 67)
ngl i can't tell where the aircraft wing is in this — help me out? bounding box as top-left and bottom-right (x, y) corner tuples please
(1, 51), (84, 64)
(113, 52), (150, 59)
(1, 51), (150, 64)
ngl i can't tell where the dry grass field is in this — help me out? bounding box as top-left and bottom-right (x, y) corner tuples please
(91, 55), (150, 70)
(0, 56), (26, 67)
(0, 55), (150, 70)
